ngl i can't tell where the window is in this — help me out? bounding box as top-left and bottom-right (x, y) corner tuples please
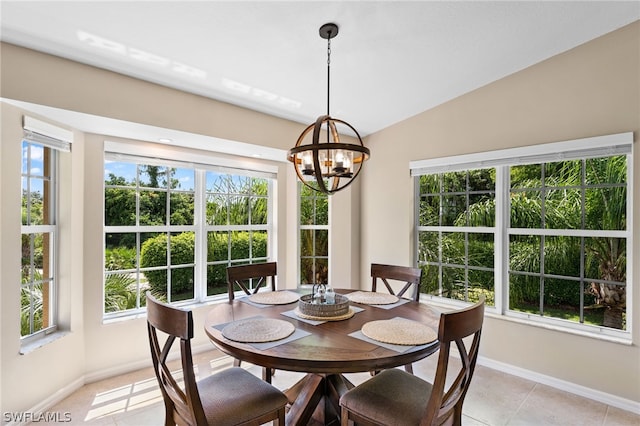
(417, 169), (496, 306)
(413, 133), (632, 337)
(20, 117), (72, 343)
(104, 150), (274, 317)
(299, 182), (329, 285)
(205, 172), (270, 296)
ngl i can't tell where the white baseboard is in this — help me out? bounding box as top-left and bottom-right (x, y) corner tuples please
(4, 376), (84, 426)
(477, 355), (640, 415)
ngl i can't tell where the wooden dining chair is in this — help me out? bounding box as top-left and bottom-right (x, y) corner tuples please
(226, 262), (278, 382)
(145, 292), (287, 426)
(227, 262), (277, 302)
(371, 263), (422, 302)
(371, 263), (423, 374)
(340, 297), (485, 426)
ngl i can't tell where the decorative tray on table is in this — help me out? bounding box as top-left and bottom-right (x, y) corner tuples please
(297, 294), (350, 318)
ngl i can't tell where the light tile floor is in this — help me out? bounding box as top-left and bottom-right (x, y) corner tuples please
(40, 349), (639, 425)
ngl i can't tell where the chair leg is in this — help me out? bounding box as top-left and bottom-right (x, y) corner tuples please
(263, 367), (273, 383)
(341, 406), (351, 426)
(233, 357), (241, 367)
(404, 363), (414, 374)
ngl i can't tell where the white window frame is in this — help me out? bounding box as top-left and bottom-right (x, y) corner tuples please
(298, 181), (330, 287)
(20, 117), (72, 346)
(103, 141), (277, 319)
(411, 132), (633, 341)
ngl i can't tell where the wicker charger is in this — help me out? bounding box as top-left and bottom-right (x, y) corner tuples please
(222, 318), (295, 343)
(361, 318), (437, 345)
(346, 291), (399, 305)
(249, 290), (300, 305)
(294, 307), (356, 321)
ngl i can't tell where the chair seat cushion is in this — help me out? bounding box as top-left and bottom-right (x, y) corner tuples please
(340, 368), (433, 426)
(198, 367), (288, 425)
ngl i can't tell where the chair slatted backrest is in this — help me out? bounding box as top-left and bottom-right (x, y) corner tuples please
(423, 298), (485, 425)
(146, 292), (207, 426)
(371, 263), (423, 301)
(227, 262), (277, 302)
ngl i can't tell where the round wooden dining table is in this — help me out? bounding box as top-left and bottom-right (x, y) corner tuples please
(204, 289), (441, 426)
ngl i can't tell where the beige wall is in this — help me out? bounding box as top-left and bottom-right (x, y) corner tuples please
(0, 19), (639, 416)
(361, 21), (639, 402)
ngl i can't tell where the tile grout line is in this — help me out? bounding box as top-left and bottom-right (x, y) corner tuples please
(504, 382), (539, 426)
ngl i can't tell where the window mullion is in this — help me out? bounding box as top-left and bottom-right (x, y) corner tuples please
(194, 170), (206, 302)
(495, 166), (508, 315)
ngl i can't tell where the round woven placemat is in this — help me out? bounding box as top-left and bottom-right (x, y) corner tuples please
(346, 291), (399, 305)
(293, 307), (356, 321)
(249, 290), (300, 305)
(222, 318), (295, 343)
(361, 318), (437, 345)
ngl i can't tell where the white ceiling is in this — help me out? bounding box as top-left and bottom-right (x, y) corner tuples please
(1, 1), (639, 152)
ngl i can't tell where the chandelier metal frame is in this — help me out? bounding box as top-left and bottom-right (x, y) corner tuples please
(287, 23), (370, 195)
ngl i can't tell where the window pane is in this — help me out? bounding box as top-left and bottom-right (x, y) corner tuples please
(545, 160), (581, 187)
(170, 192), (194, 225)
(585, 187), (626, 231)
(468, 233), (494, 268)
(544, 236), (580, 277)
(105, 232), (137, 270)
(510, 190), (542, 228)
(104, 272), (138, 313)
(252, 230), (268, 258)
(419, 174), (439, 194)
(419, 196), (439, 226)
(509, 273), (540, 313)
(443, 171), (466, 192)
(468, 269), (494, 305)
(231, 231), (250, 260)
(584, 237), (626, 281)
(586, 156), (626, 185)
(229, 194), (249, 225)
(300, 229), (313, 257)
(251, 197), (268, 225)
(510, 235), (541, 273)
(441, 266), (465, 301)
(170, 232), (194, 265)
(545, 188), (580, 230)
(468, 193), (495, 227)
(442, 195), (465, 226)
(139, 165), (168, 188)
(511, 164), (541, 188)
(105, 188), (136, 226)
(418, 231), (439, 263)
(315, 230), (328, 257)
(104, 161), (136, 187)
(208, 231), (229, 262)
(171, 266), (194, 302)
(251, 177), (268, 195)
(140, 190), (167, 225)
(172, 167), (195, 191)
(207, 193), (228, 225)
(207, 264), (228, 296)
(441, 232), (464, 266)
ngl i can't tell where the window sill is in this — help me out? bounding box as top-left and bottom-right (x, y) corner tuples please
(421, 297), (632, 346)
(20, 330), (70, 355)
(102, 296), (228, 324)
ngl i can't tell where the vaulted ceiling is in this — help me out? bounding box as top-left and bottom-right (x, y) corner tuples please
(2, 1), (638, 147)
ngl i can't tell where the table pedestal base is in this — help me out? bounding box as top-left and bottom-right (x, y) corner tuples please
(284, 373), (355, 426)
